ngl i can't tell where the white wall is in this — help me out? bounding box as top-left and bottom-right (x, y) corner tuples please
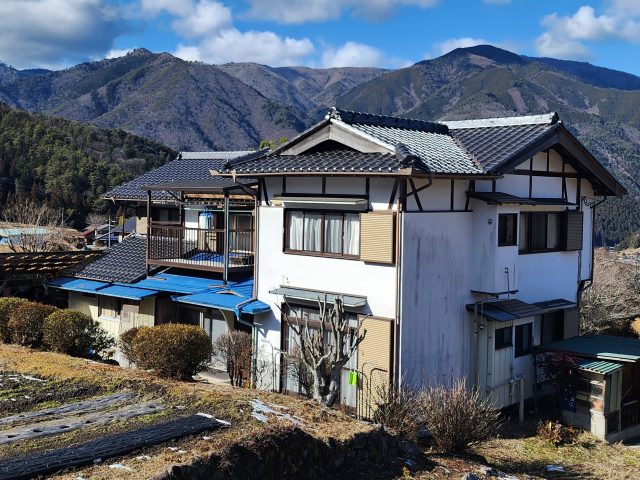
(400, 211), (474, 386)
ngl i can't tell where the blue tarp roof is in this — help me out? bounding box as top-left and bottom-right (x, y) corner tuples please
(131, 274), (225, 294)
(48, 277), (109, 293)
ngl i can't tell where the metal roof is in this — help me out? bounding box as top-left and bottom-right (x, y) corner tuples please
(175, 279), (269, 316)
(131, 273), (225, 294)
(71, 235), (150, 284)
(180, 151), (252, 160)
(467, 299), (545, 322)
(467, 191), (575, 206)
(534, 299), (577, 313)
(577, 359), (623, 376)
(270, 286), (367, 308)
(541, 335), (640, 363)
(48, 277), (109, 294)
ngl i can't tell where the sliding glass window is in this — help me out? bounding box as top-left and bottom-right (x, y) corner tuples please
(286, 211), (360, 258)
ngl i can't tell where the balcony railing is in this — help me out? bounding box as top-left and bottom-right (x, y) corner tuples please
(148, 223), (254, 271)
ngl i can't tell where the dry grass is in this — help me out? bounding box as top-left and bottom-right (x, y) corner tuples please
(0, 344), (373, 479)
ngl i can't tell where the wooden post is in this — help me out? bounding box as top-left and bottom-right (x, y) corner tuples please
(224, 194), (230, 284)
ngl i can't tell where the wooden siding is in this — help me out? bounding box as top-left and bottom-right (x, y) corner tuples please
(360, 212), (395, 264)
(565, 210), (584, 251)
(564, 308), (580, 338)
(358, 316), (393, 415)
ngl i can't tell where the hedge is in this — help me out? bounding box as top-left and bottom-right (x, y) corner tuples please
(43, 309), (114, 356)
(0, 297), (29, 342)
(8, 302), (58, 347)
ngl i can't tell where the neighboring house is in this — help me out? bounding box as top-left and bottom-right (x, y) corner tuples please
(216, 108), (637, 439)
(48, 151), (269, 365)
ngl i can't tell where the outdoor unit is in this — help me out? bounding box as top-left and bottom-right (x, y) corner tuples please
(197, 210), (216, 252)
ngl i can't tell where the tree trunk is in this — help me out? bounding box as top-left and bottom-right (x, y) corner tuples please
(323, 367), (343, 407)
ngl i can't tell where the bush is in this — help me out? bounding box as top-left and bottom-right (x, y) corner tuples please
(0, 297), (29, 342)
(8, 302), (58, 347)
(537, 420), (578, 446)
(43, 309), (114, 357)
(373, 383), (421, 439)
(214, 330), (252, 387)
(416, 379), (502, 452)
(133, 324), (212, 380)
(119, 326), (141, 364)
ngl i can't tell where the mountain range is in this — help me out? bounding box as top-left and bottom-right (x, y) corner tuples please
(0, 45), (639, 245)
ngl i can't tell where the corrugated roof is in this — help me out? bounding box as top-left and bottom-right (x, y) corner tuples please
(467, 191), (575, 206)
(542, 335), (640, 363)
(269, 286), (367, 308)
(577, 359), (623, 375)
(71, 235), (149, 284)
(132, 273), (225, 294)
(467, 299), (545, 322)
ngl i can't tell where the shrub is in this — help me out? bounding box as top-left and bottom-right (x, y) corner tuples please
(632, 317), (640, 338)
(0, 297), (29, 342)
(537, 420), (578, 446)
(214, 330), (252, 387)
(373, 383), (421, 439)
(43, 309), (114, 357)
(119, 326), (141, 364)
(416, 379), (502, 452)
(8, 302), (58, 347)
(133, 324), (212, 380)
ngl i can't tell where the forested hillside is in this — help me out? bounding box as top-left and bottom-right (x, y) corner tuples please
(0, 102), (175, 228)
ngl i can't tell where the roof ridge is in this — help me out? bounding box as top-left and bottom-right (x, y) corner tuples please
(326, 107), (449, 134)
(223, 148), (270, 170)
(443, 113), (559, 129)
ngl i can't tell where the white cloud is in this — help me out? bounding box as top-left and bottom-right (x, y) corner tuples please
(321, 42), (383, 68)
(244, 0), (438, 24)
(434, 37), (490, 56)
(140, 0), (193, 17)
(0, 0), (127, 69)
(535, 5), (640, 60)
(176, 29), (314, 65)
(106, 48), (134, 59)
(171, 1), (232, 38)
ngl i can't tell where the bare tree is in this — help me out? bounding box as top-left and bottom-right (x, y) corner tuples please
(285, 346), (313, 398)
(85, 212), (108, 227)
(284, 297), (366, 407)
(214, 330), (252, 387)
(1, 198), (73, 252)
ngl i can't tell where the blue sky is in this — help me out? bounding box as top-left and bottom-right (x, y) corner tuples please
(1, 0), (640, 75)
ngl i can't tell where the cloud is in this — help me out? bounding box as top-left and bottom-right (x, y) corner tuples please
(171, 1), (232, 38)
(176, 29), (314, 65)
(434, 37), (490, 56)
(106, 48), (134, 59)
(535, 5), (640, 60)
(0, 0), (128, 69)
(321, 42), (384, 68)
(243, 0), (438, 24)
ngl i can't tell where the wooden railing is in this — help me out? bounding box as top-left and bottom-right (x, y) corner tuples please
(148, 224), (254, 270)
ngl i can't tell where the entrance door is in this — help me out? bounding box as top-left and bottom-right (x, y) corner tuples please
(203, 309), (228, 368)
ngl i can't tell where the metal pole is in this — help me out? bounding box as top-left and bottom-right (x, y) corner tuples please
(108, 214), (111, 248)
(224, 194), (230, 284)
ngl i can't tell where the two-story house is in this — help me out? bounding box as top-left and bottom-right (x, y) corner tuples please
(217, 108), (634, 436)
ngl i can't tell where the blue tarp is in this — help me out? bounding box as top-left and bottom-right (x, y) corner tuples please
(131, 274), (224, 294)
(47, 277), (109, 293)
(97, 285), (158, 301)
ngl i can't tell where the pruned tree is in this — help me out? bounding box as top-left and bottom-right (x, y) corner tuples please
(1, 198), (73, 252)
(284, 297), (366, 407)
(214, 330), (252, 387)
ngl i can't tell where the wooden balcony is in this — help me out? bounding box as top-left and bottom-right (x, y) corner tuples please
(148, 223), (254, 273)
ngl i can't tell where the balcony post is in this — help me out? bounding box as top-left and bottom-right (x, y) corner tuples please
(224, 193), (230, 284)
(146, 190), (151, 276)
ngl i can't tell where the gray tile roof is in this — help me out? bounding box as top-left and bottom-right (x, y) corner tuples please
(231, 151), (398, 174)
(104, 151), (258, 202)
(180, 151), (252, 160)
(71, 235), (150, 283)
(110, 217), (136, 234)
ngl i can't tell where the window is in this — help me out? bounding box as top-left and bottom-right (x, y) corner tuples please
(99, 296), (120, 319)
(515, 323), (533, 357)
(495, 326), (513, 350)
(541, 311), (564, 344)
(498, 214), (517, 246)
(519, 212), (563, 253)
(286, 210), (360, 258)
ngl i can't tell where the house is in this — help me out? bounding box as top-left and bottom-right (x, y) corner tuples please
(216, 108), (628, 423)
(47, 151), (270, 364)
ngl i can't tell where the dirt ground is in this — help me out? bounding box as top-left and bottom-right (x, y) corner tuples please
(2, 344), (640, 480)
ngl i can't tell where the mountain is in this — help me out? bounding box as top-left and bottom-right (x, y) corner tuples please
(337, 45), (640, 246)
(1, 45), (640, 244)
(0, 102), (175, 228)
(0, 49), (383, 152)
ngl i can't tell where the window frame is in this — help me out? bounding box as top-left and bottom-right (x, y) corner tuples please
(519, 211), (565, 254)
(514, 323), (533, 357)
(495, 326), (513, 350)
(284, 209), (361, 260)
(541, 310), (565, 344)
(498, 213), (518, 247)
(98, 296), (121, 320)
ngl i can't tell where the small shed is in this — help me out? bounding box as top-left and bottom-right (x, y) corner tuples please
(540, 335), (640, 442)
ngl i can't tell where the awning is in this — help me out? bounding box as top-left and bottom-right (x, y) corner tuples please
(467, 191), (574, 206)
(577, 359), (623, 375)
(269, 286), (367, 308)
(533, 299), (577, 313)
(467, 299), (545, 322)
(48, 277), (109, 294)
(97, 285), (158, 301)
(540, 335), (640, 363)
(272, 196), (368, 210)
(176, 290), (270, 316)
